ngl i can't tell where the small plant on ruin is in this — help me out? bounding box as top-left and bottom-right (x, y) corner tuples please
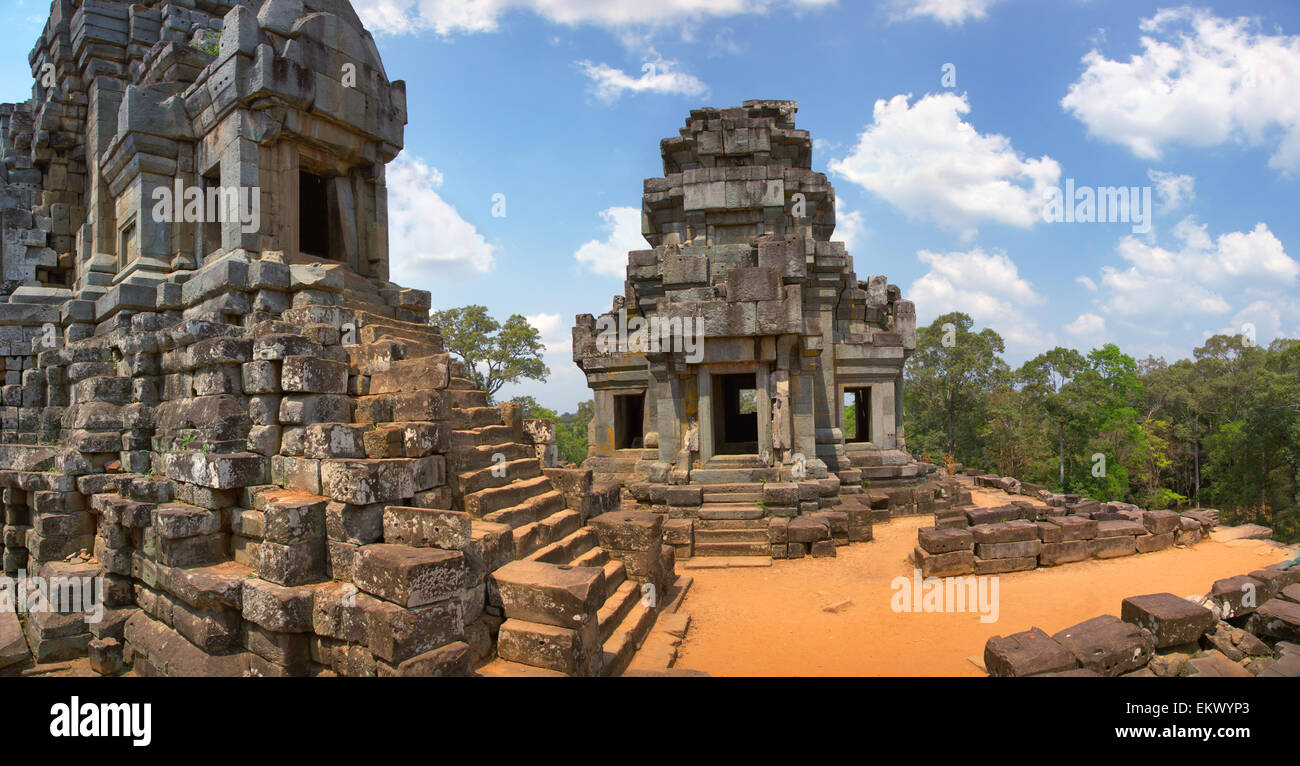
(179, 433), (196, 451)
(191, 31), (219, 57)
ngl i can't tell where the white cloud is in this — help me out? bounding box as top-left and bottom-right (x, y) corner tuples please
(1075, 275), (1098, 292)
(1062, 8), (1300, 173)
(835, 205), (866, 253)
(829, 93), (1061, 238)
(578, 54), (708, 102)
(1096, 216), (1298, 320)
(1147, 169), (1195, 212)
(525, 311), (570, 355)
(1065, 312), (1107, 337)
(353, 0), (836, 37)
(908, 246), (1052, 350)
(891, 0), (1003, 26)
(386, 154), (496, 286)
(574, 206), (645, 277)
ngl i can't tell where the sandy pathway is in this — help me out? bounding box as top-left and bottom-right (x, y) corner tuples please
(673, 489), (1294, 676)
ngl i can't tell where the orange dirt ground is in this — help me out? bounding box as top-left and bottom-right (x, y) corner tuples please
(673, 488), (1296, 676)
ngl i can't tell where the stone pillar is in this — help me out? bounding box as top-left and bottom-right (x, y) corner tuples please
(696, 366), (713, 463)
(219, 120), (259, 253)
(756, 361), (771, 465)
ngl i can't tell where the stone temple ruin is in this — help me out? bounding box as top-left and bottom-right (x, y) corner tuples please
(0, 0), (689, 677)
(573, 100), (934, 560)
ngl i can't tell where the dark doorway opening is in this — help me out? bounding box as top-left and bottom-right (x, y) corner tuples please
(845, 387), (871, 443)
(614, 393), (645, 450)
(714, 373), (758, 454)
(299, 170), (333, 258)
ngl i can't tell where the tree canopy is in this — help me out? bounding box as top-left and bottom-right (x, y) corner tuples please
(429, 305), (549, 402)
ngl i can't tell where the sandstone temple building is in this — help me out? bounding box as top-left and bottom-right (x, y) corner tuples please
(0, 0), (686, 677)
(572, 101), (926, 556)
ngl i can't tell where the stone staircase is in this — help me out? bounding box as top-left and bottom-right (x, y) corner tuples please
(474, 530), (673, 677)
(430, 366), (669, 676)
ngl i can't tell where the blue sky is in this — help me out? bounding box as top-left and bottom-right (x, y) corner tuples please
(4, 0), (1299, 413)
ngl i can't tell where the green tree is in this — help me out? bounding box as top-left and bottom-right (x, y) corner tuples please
(430, 305), (549, 402)
(1019, 347), (1087, 489)
(904, 312), (1008, 464)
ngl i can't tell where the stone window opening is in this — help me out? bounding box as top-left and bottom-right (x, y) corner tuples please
(614, 392), (645, 450)
(715, 372), (758, 454)
(845, 387), (871, 443)
(200, 170), (222, 261)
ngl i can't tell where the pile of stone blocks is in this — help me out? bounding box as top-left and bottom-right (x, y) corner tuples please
(984, 562), (1300, 677)
(916, 499), (1219, 577)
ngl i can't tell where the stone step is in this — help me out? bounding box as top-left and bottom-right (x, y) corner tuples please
(602, 559), (628, 598)
(695, 518), (769, 530)
(447, 376), (477, 390)
(690, 468), (780, 484)
(444, 388), (489, 409)
(464, 474), (552, 518)
(511, 509), (582, 560)
(449, 406), (503, 430)
(451, 425), (514, 450)
(570, 545), (610, 570)
(525, 527), (598, 565)
(457, 457), (541, 496)
(698, 503), (764, 520)
(704, 454), (768, 468)
(597, 580), (641, 645)
(693, 482), (764, 494)
(694, 528), (768, 543)
(601, 599), (657, 677)
(481, 488), (566, 529)
(693, 540), (772, 557)
(702, 491), (762, 503)
(475, 658), (567, 677)
(448, 442), (534, 474)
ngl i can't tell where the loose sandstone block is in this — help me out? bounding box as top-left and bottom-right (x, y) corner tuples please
(1247, 598), (1300, 642)
(787, 517), (830, 544)
(1038, 540), (1089, 566)
(918, 527), (972, 554)
(975, 540), (1041, 559)
(1141, 510), (1181, 535)
(915, 546), (974, 577)
(1120, 593), (1216, 648)
(1090, 535), (1136, 559)
(1052, 615), (1154, 676)
(1134, 532), (1174, 553)
(974, 555), (1036, 574)
(970, 520), (1037, 544)
(1209, 575), (1266, 619)
(984, 627), (1078, 677)
(1045, 515), (1097, 540)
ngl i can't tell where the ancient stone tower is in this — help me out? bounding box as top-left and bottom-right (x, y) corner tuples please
(573, 101), (927, 558)
(0, 0), (675, 677)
